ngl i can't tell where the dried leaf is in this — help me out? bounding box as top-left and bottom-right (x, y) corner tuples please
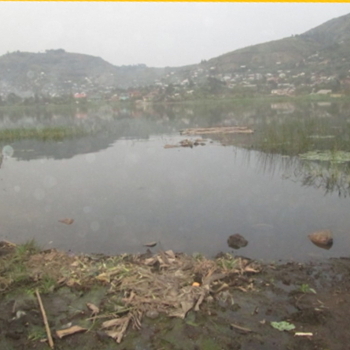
(243, 266), (260, 274)
(86, 303), (99, 315)
(194, 292), (206, 311)
(95, 273), (110, 283)
(59, 218), (74, 225)
(56, 325), (87, 339)
(104, 315), (131, 343)
(102, 318), (124, 329)
(143, 257), (157, 265)
(165, 250), (176, 259)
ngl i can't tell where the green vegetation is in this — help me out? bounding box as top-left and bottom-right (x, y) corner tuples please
(0, 240), (42, 295)
(0, 126), (88, 141)
(299, 150), (350, 163)
(299, 284), (317, 294)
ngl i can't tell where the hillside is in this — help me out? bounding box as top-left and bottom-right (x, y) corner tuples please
(190, 12), (350, 75)
(0, 49), (166, 97)
(0, 12), (350, 99)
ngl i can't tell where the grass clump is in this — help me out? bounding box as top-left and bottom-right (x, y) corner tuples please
(0, 126), (88, 141)
(0, 239), (41, 294)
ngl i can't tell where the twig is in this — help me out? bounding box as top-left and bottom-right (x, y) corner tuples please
(230, 323), (252, 333)
(35, 289), (54, 349)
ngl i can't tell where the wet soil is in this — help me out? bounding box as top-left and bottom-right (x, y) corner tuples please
(1, 250), (350, 350)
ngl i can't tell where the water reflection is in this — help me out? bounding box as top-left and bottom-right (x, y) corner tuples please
(1, 100), (350, 261)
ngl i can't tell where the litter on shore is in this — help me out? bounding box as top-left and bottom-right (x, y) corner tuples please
(0, 241), (261, 344)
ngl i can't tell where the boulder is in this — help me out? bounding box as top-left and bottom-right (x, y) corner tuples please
(308, 230), (333, 250)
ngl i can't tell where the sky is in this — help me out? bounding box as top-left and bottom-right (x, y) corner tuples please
(1, 2), (350, 68)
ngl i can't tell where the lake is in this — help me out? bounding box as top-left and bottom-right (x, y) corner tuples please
(1, 100), (350, 261)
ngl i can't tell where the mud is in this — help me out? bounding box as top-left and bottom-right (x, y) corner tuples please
(1, 245), (350, 349)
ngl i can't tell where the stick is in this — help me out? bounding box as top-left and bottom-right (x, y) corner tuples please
(230, 323), (252, 333)
(35, 289), (54, 349)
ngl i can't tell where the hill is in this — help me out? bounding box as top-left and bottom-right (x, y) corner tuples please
(187, 12), (350, 76)
(0, 13), (350, 99)
(0, 49), (167, 98)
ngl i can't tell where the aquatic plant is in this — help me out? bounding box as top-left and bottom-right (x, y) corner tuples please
(0, 126), (88, 141)
(299, 150), (350, 163)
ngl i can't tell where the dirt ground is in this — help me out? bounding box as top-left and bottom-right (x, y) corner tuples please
(0, 241), (350, 350)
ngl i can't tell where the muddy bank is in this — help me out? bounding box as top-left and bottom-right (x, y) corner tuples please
(0, 241), (349, 350)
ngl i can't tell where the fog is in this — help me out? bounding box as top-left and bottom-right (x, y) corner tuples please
(1, 2), (350, 67)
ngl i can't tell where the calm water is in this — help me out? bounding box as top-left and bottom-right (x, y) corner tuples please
(1, 101), (350, 261)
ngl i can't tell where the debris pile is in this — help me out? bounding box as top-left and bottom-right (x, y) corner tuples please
(0, 243), (262, 344)
(164, 138), (207, 149)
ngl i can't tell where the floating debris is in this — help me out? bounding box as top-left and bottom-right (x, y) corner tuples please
(143, 242), (157, 248)
(308, 230), (333, 250)
(59, 218), (74, 225)
(227, 234), (248, 249)
(180, 126), (254, 135)
(164, 138), (207, 149)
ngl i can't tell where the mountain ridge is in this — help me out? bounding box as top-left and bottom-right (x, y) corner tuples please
(0, 12), (350, 98)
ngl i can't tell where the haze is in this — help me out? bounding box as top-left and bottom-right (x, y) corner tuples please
(1, 2), (350, 68)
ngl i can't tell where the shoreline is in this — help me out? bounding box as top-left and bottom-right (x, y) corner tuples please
(0, 240), (349, 349)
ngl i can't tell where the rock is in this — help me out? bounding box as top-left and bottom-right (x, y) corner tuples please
(308, 230), (333, 250)
(145, 310), (159, 319)
(227, 234), (248, 249)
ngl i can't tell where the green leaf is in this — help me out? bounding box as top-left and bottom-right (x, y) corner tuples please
(270, 321), (296, 331)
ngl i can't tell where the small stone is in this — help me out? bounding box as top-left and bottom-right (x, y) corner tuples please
(227, 234), (248, 249)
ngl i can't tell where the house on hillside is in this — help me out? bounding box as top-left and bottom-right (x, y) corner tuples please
(74, 92), (87, 99)
(316, 89), (332, 95)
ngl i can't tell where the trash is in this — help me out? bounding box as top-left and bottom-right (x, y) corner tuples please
(308, 230), (333, 250)
(56, 325), (87, 339)
(143, 242), (157, 248)
(270, 321), (296, 331)
(58, 218), (74, 225)
(227, 234), (248, 249)
(294, 332), (313, 337)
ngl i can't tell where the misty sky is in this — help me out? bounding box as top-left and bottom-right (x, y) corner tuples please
(1, 2), (350, 68)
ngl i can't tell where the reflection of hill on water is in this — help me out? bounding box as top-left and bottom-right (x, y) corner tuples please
(10, 118), (182, 161)
(3, 100), (350, 167)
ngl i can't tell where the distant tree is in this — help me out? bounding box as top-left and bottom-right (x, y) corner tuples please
(207, 77), (225, 94)
(6, 93), (22, 105)
(165, 83), (175, 95)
